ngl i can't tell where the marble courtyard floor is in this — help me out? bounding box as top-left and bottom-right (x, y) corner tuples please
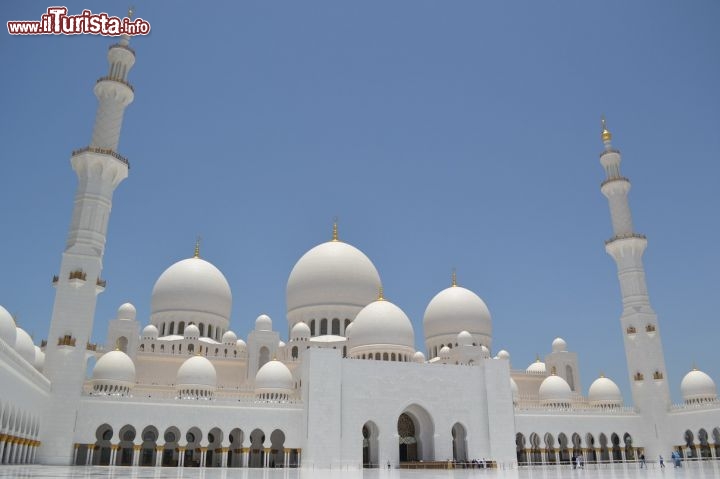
(1, 463), (720, 479)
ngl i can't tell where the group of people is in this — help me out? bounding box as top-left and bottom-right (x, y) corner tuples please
(570, 454), (585, 469)
(639, 452), (681, 469)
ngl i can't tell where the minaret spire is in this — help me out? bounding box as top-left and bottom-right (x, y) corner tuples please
(332, 217), (339, 242)
(40, 30), (137, 465)
(599, 118), (670, 458)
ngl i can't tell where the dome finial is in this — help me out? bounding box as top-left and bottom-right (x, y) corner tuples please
(551, 366), (557, 375)
(378, 285), (384, 301)
(601, 115), (612, 142)
(332, 217), (339, 242)
(599, 371), (605, 378)
(451, 267), (457, 287)
(194, 236), (201, 258)
(535, 353), (541, 362)
(114, 338), (120, 351)
(692, 362), (698, 371)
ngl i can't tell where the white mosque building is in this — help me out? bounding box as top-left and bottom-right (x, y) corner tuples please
(1, 34), (720, 470)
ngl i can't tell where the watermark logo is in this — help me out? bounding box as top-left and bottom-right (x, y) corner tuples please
(7, 7), (150, 36)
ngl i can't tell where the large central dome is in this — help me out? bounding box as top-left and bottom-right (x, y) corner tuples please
(286, 239), (381, 317)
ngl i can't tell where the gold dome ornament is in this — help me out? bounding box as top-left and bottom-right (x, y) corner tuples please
(601, 116), (612, 142)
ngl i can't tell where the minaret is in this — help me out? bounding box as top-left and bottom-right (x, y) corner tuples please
(599, 118), (671, 456)
(39, 31), (136, 465)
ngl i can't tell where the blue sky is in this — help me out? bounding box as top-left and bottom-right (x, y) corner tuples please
(2, 1), (719, 404)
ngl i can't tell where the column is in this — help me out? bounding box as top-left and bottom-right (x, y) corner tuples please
(199, 447), (207, 467)
(72, 444), (79, 465)
(110, 445), (118, 465)
(297, 448), (302, 467)
(264, 448), (271, 468)
(0, 435), (6, 464)
(133, 445), (141, 466)
(220, 448), (228, 468)
(621, 449), (626, 462)
(242, 447), (249, 467)
(284, 448), (290, 468)
(178, 447), (185, 467)
(87, 445), (95, 465)
(155, 446), (163, 467)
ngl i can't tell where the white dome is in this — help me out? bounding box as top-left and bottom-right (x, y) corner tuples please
(117, 303), (137, 321)
(496, 349), (510, 361)
(236, 339), (247, 351)
(552, 337), (567, 353)
(255, 314), (272, 331)
(222, 330), (237, 345)
(439, 346), (451, 359)
(151, 257), (232, 324)
(93, 350), (136, 384)
(184, 323), (200, 340)
(350, 299), (414, 349)
(681, 368), (717, 403)
(0, 305), (17, 346)
(457, 330), (473, 347)
(423, 285), (492, 344)
(33, 345), (45, 372)
(291, 321), (311, 340)
(287, 240), (381, 314)
(480, 345), (490, 358)
(588, 376), (623, 406)
(14, 327), (35, 364)
(278, 340), (286, 348)
(526, 359), (546, 374)
(345, 321), (355, 338)
(510, 378), (519, 398)
(176, 355), (217, 389)
(255, 359), (293, 392)
(413, 351), (426, 363)
(142, 324), (159, 339)
(539, 375), (572, 405)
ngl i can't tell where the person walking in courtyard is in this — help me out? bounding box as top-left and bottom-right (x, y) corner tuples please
(659, 455), (665, 468)
(639, 453), (646, 468)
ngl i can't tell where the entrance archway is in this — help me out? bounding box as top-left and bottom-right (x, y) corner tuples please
(248, 429), (265, 468)
(397, 405), (434, 462)
(228, 428), (244, 467)
(451, 423), (467, 462)
(94, 424), (113, 465)
(362, 421), (379, 468)
(140, 426), (158, 466)
(270, 429), (285, 467)
(207, 427), (223, 467)
(162, 427), (180, 466)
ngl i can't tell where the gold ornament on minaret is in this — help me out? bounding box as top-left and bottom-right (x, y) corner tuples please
(601, 115), (612, 142)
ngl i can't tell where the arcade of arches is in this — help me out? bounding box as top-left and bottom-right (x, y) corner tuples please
(74, 425), (300, 468)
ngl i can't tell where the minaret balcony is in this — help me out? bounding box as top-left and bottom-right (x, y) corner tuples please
(600, 176), (629, 187)
(52, 275), (59, 288)
(605, 232), (646, 245)
(599, 147), (620, 157)
(72, 146), (130, 168)
(86, 342), (97, 352)
(68, 269), (87, 288)
(109, 43), (135, 55)
(96, 75), (134, 93)
(58, 335), (77, 348)
(96, 278), (107, 294)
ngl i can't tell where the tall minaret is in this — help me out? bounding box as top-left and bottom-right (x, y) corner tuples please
(599, 118), (671, 457)
(38, 31), (136, 465)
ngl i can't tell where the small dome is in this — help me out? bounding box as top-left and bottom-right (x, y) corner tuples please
(33, 345), (45, 372)
(510, 377), (519, 398)
(236, 339), (247, 351)
(151, 257), (232, 325)
(526, 359), (546, 374)
(176, 355), (217, 389)
(496, 349), (510, 361)
(287, 240), (381, 315)
(278, 340), (286, 349)
(457, 330), (473, 347)
(423, 285), (492, 344)
(222, 330), (237, 345)
(588, 375), (623, 407)
(681, 368), (717, 404)
(14, 327), (35, 364)
(255, 359), (293, 393)
(439, 346), (451, 360)
(142, 324), (159, 339)
(117, 303), (137, 321)
(350, 299), (414, 349)
(184, 323), (200, 340)
(0, 305), (17, 346)
(291, 322), (311, 340)
(255, 314), (272, 331)
(539, 375), (572, 406)
(552, 337), (567, 353)
(413, 351), (426, 363)
(93, 350), (136, 385)
(345, 321), (355, 338)
(480, 345), (490, 358)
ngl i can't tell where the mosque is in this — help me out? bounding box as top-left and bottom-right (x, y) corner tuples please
(1, 34), (719, 470)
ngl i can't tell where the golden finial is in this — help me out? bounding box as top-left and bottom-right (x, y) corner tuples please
(332, 217), (339, 242)
(601, 115), (612, 142)
(451, 268), (457, 287)
(194, 236), (201, 258)
(535, 354), (541, 362)
(692, 362), (698, 371)
(599, 371), (605, 378)
(128, 6), (135, 20)
(115, 338), (120, 351)
(378, 286), (384, 301)
(551, 366), (557, 375)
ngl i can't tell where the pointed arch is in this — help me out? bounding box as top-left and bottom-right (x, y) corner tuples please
(397, 404), (435, 462)
(362, 421), (379, 468)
